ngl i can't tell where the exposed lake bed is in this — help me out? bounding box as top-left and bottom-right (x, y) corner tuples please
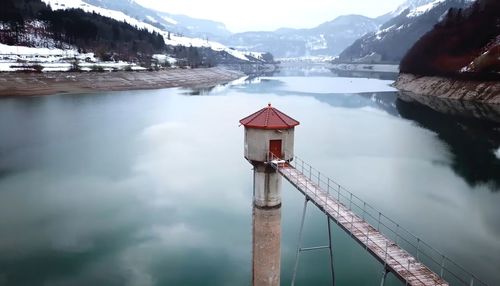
(0, 67), (244, 97)
(395, 73), (500, 104)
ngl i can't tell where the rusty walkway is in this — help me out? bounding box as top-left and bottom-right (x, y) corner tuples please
(269, 155), (487, 286)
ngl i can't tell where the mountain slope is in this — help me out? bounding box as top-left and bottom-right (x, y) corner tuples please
(400, 0), (500, 77)
(0, 0), (165, 62)
(0, 0), (274, 72)
(40, 0), (272, 64)
(376, 0), (439, 23)
(223, 15), (380, 58)
(339, 0), (473, 63)
(394, 0), (500, 104)
(82, 0), (232, 39)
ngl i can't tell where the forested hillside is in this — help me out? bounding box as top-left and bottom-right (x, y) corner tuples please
(0, 0), (166, 63)
(400, 0), (500, 79)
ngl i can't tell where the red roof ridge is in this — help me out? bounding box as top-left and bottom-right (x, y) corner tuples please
(265, 105), (270, 126)
(272, 108), (290, 127)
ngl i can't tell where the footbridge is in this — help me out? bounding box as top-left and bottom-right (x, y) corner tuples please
(268, 154), (488, 286)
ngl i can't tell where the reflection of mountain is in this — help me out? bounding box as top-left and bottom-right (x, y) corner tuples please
(309, 92), (401, 117)
(292, 88), (500, 191)
(398, 92), (500, 123)
(254, 64), (399, 80)
(396, 98), (500, 190)
(329, 70), (398, 81)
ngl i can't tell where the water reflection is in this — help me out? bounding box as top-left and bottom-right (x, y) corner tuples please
(396, 97), (500, 191)
(275, 64), (334, 77)
(0, 76), (499, 285)
(398, 92), (500, 124)
(329, 69), (399, 81)
(272, 62), (399, 80)
(182, 86), (218, 96)
(252, 206), (281, 286)
(310, 92), (401, 117)
(297, 88), (500, 192)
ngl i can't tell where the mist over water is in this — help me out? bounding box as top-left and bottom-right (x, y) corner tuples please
(0, 70), (499, 286)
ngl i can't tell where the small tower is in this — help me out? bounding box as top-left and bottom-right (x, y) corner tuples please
(241, 104), (299, 286)
(240, 103), (300, 208)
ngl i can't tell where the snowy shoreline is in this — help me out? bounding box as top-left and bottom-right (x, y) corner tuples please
(0, 43), (149, 72)
(0, 67), (244, 97)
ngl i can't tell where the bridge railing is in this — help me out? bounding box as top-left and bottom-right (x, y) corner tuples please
(267, 153), (488, 286)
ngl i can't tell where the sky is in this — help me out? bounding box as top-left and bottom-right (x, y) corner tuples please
(135, 0), (407, 33)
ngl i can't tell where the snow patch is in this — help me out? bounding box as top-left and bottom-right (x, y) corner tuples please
(407, 0), (474, 18)
(407, 0), (446, 17)
(146, 16), (158, 23)
(152, 54), (177, 65)
(377, 25), (396, 36)
(162, 16), (178, 25)
(306, 34), (328, 51)
(375, 25), (397, 41)
(245, 51), (265, 61)
(0, 43), (79, 57)
(0, 43), (145, 72)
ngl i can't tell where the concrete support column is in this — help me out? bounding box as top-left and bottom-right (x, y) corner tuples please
(253, 163), (282, 208)
(252, 206), (281, 286)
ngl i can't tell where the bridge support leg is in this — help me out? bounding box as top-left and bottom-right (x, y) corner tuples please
(380, 269), (389, 286)
(327, 216), (335, 286)
(291, 198), (309, 286)
(291, 198), (336, 286)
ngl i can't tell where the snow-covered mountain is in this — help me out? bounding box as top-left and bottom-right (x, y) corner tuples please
(89, 0), (377, 59)
(81, 0), (232, 40)
(40, 0), (267, 63)
(378, 0), (441, 21)
(222, 15), (382, 58)
(338, 0), (473, 63)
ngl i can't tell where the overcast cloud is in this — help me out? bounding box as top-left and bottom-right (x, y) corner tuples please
(135, 0), (407, 33)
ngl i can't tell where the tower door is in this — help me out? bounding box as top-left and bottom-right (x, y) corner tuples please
(269, 140), (282, 159)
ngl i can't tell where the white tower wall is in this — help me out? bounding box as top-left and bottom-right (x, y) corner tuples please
(253, 164), (282, 208)
(244, 128), (295, 162)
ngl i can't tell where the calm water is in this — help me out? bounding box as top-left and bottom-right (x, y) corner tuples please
(0, 71), (499, 286)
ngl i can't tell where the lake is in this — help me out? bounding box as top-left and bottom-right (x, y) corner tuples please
(0, 70), (499, 286)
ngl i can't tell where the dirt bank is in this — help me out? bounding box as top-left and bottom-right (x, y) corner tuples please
(0, 67), (245, 97)
(394, 73), (500, 104)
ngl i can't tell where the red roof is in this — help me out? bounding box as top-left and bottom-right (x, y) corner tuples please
(240, 104), (300, 130)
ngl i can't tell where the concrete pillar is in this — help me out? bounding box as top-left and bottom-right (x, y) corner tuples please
(252, 206), (281, 286)
(253, 163), (282, 208)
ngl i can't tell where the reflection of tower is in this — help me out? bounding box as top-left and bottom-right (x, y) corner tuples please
(252, 206), (281, 286)
(240, 104), (300, 286)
